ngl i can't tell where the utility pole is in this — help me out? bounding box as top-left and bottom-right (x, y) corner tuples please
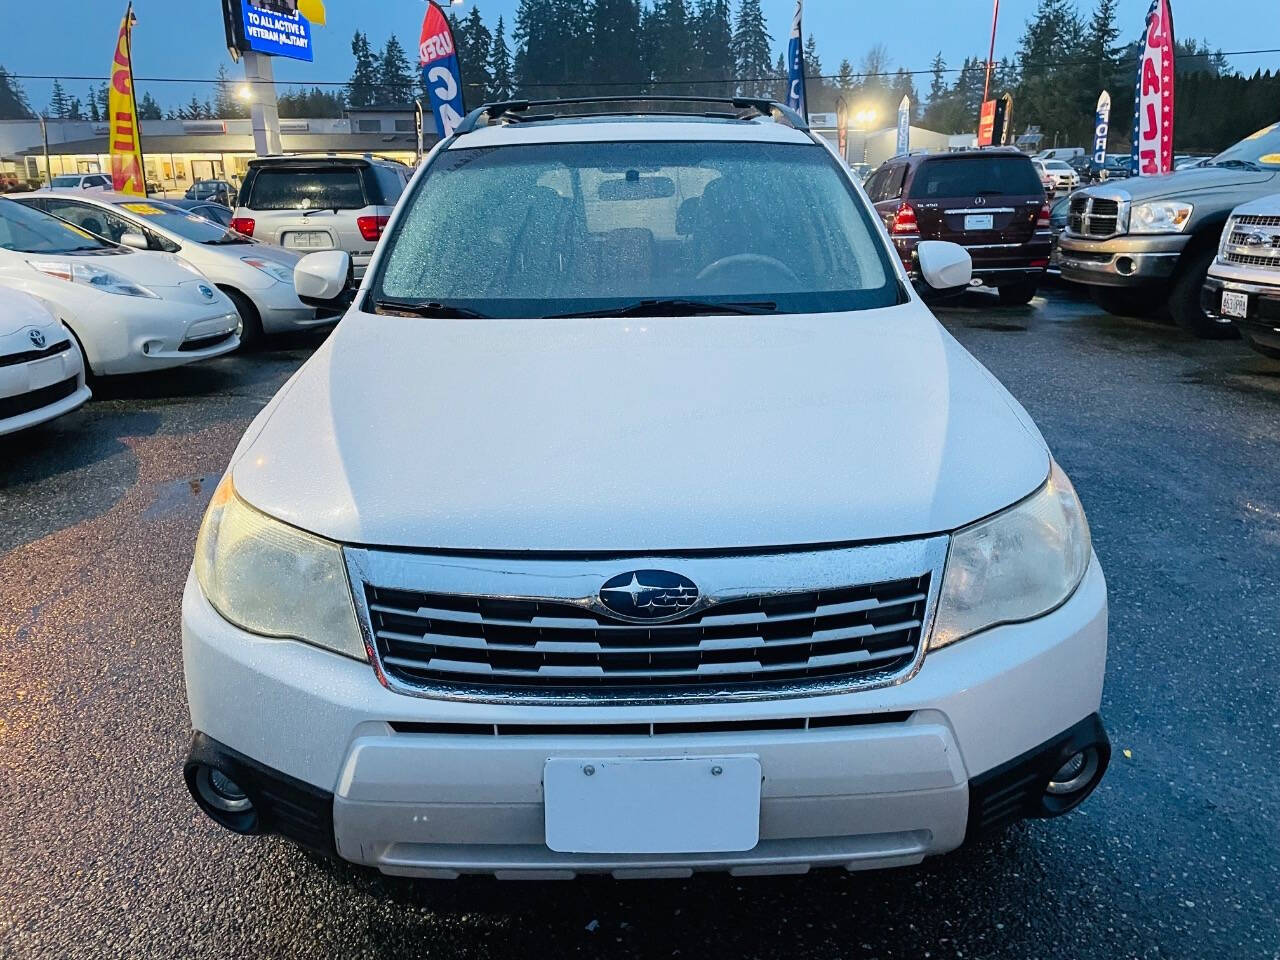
(982, 0), (1000, 104)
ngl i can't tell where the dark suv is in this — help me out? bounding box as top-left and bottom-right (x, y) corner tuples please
(865, 148), (1051, 305)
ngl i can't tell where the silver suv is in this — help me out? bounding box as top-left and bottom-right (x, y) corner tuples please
(230, 155), (411, 280)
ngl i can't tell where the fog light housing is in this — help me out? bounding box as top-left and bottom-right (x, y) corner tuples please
(190, 764), (259, 833)
(1046, 750), (1098, 795)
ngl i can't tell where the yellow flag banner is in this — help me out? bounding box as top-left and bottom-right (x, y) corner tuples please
(108, 4), (144, 196)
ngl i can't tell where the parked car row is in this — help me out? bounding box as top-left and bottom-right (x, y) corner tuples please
(0, 154), (412, 436)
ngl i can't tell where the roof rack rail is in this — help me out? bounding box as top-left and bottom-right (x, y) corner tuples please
(453, 95), (808, 135)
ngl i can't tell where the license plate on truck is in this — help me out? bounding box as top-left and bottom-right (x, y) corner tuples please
(964, 213), (994, 231)
(543, 756), (761, 854)
(1221, 290), (1249, 319)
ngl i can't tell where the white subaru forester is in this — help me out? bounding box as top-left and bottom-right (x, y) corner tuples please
(182, 97), (1109, 879)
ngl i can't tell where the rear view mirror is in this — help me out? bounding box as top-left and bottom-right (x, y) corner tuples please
(599, 175), (675, 201)
(295, 250), (354, 310)
(914, 240), (972, 298)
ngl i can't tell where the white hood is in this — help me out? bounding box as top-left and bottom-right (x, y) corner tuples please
(232, 306), (1050, 552)
(0, 286), (59, 338)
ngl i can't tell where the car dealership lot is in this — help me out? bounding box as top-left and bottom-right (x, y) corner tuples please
(1, 290), (1278, 959)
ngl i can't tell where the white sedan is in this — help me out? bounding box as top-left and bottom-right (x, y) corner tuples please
(13, 192), (324, 347)
(0, 286), (91, 435)
(0, 198), (239, 376)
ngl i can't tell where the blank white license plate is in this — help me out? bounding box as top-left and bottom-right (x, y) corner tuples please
(964, 213), (994, 231)
(1221, 290), (1249, 319)
(544, 756), (761, 854)
(282, 231), (333, 250)
(26, 355), (63, 390)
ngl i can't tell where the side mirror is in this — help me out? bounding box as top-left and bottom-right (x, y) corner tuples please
(120, 231), (149, 250)
(914, 240), (972, 299)
(295, 250), (354, 310)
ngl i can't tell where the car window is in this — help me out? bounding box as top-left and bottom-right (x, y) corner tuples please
(372, 165), (406, 205)
(246, 167), (367, 210)
(40, 199), (139, 244)
(0, 197), (114, 253)
(376, 140), (900, 318)
(51, 176), (81, 188)
(1207, 123), (1280, 170)
(883, 165), (907, 201)
(863, 168), (887, 202)
(111, 199), (244, 245)
(908, 157), (1043, 198)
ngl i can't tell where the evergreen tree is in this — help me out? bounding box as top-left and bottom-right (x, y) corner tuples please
(1015, 0), (1086, 145)
(347, 31), (380, 108)
(183, 94), (205, 120)
(731, 0), (772, 97)
(926, 52), (947, 110)
(836, 58), (857, 100)
(587, 0), (642, 90)
(278, 86), (346, 118)
(380, 35), (416, 104)
(1083, 0), (1120, 95)
(66, 97), (83, 120)
(458, 8), (493, 104)
(890, 68), (917, 123)
(213, 63), (249, 119)
(87, 88), (101, 123)
(692, 0), (733, 98)
(0, 66), (35, 120)
(137, 92), (163, 121)
(489, 15), (515, 101)
(96, 83), (110, 120)
(48, 79), (70, 119)
(648, 0), (695, 94)
(803, 33), (825, 112)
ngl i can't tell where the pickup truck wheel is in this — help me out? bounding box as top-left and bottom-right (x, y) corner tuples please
(1169, 247), (1237, 339)
(1088, 286), (1162, 318)
(997, 282), (1038, 306)
(1242, 333), (1280, 360)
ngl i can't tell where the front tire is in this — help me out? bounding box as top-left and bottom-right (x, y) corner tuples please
(220, 287), (264, 350)
(1088, 286), (1162, 318)
(1169, 247), (1236, 339)
(997, 282), (1038, 306)
(1242, 333), (1280, 360)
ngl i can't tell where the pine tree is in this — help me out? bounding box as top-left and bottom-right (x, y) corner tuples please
(183, 94), (204, 120)
(1015, 0), (1086, 144)
(649, 0), (695, 95)
(87, 88), (100, 122)
(380, 35), (416, 104)
(96, 83), (110, 120)
(213, 63), (248, 119)
(1083, 0), (1120, 94)
(926, 52), (947, 109)
(0, 66), (35, 120)
(731, 0), (772, 97)
(692, 0), (733, 98)
(489, 15), (515, 101)
(347, 32), (380, 108)
(67, 97), (83, 120)
(803, 33), (824, 112)
(460, 9), (493, 104)
(836, 58), (857, 100)
(891, 69), (917, 123)
(137, 92), (163, 121)
(48, 79), (70, 119)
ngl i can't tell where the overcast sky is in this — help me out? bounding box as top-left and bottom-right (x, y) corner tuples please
(5, 0), (1276, 114)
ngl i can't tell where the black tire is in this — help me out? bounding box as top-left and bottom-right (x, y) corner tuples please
(220, 286), (264, 350)
(1088, 285), (1162, 318)
(1168, 246), (1237, 339)
(1242, 333), (1280, 360)
(997, 282), (1038, 306)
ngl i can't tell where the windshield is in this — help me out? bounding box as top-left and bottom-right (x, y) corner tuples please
(1046, 161), (1073, 171)
(50, 176), (83, 187)
(1209, 123), (1280, 170)
(375, 140), (899, 317)
(113, 199), (246, 244)
(0, 198), (114, 254)
(908, 156), (1043, 198)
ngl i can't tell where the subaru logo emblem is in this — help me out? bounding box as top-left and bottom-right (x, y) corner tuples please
(598, 570), (700, 622)
(198, 284), (215, 301)
(28, 329), (46, 349)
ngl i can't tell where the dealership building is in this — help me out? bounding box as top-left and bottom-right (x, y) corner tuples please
(0, 105), (435, 193)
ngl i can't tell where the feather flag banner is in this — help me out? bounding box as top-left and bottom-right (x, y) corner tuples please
(1131, 0), (1175, 175)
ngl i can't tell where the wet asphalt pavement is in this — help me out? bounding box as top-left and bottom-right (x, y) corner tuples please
(1, 287), (1278, 960)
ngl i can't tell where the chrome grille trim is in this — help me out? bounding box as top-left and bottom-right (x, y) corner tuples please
(1232, 214), (1280, 228)
(1221, 215), (1280, 270)
(1066, 192), (1128, 239)
(345, 538), (949, 705)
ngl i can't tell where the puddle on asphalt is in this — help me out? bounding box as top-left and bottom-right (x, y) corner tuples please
(143, 474), (217, 521)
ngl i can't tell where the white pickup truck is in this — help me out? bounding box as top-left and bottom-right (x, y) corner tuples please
(1203, 194), (1280, 359)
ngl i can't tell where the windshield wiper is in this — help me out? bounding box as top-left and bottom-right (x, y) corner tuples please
(1210, 159), (1261, 171)
(300, 208), (340, 217)
(548, 298), (778, 319)
(372, 298), (492, 319)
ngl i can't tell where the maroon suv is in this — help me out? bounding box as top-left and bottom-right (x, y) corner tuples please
(864, 148), (1052, 305)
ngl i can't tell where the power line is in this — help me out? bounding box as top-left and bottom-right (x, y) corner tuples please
(9, 47), (1278, 92)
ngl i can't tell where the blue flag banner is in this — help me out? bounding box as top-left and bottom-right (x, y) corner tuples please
(418, 1), (466, 138)
(785, 1), (807, 119)
(896, 96), (910, 155)
(1091, 90), (1111, 173)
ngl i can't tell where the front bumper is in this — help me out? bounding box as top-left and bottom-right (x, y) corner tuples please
(250, 282), (326, 335)
(0, 344), (90, 436)
(1202, 273), (1280, 354)
(1058, 233), (1187, 287)
(182, 557), (1108, 877)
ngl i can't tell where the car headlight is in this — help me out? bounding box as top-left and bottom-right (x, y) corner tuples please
(930, 461), (1091, 650)
(28, 260), (159, 298)
(242, 256), (294, 284)
(193, 473), (367, 660)
(1129, 200), (1193, 234)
